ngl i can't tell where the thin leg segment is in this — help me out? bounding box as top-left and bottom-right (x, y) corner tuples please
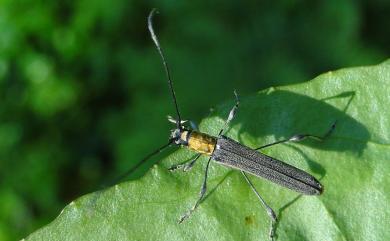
(179, 156), (212, 223)
(189, 120), (199, 131)
(168, 154), (201, 172)
(255, 121), (336, 150)
(241, 171), (277, 241)
(218, 91), (240, 136)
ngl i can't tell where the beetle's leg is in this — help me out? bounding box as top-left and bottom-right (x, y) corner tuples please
(189, 120), (199, 131)
(218, 90), (240, 136)
(168, 154), (201, 172)
(241, 171), (277, 241)
(178, 156), (212, 223)
(255, 121), (336, 150)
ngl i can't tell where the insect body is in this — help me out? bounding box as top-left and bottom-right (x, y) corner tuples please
(121, 9), (335, 241)
(177, 129), (322, 195)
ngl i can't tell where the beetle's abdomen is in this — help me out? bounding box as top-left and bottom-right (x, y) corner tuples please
(212, 135), (323, 195)
(187, 131), (217, 155)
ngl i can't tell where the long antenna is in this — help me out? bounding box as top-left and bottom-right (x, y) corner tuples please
(148, 8), (182, 129)
(106, 139), (174, 186)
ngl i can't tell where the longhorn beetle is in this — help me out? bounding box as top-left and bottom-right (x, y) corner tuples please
(120, 9), (336, 240)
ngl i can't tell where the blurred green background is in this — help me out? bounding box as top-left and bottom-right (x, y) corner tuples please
(0, 0), (388, 240)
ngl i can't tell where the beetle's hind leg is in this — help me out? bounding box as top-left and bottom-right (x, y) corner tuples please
(241, 171), (277, 241)
(255, 121), (337, 150)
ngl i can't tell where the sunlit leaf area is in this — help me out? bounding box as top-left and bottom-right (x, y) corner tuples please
(0, 1), (388, 240)
(26, 61), (390, 241)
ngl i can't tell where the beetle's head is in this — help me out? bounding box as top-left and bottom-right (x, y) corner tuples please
(168, 116), (190, 145)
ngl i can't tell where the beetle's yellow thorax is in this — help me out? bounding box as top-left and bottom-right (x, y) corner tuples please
(181, 131), (217, 156)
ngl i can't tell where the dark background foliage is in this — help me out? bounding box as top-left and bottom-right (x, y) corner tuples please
(0, 0), (388, 240)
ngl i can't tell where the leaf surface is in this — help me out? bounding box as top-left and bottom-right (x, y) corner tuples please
(25, 60), (390, 241)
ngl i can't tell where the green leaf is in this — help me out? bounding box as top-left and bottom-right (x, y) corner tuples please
(25, 60), (390, 241)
